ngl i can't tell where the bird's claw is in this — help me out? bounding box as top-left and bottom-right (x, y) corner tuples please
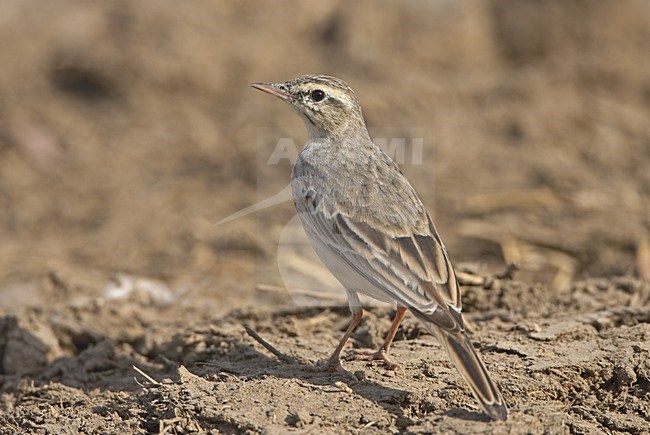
(309, 358), (356, 379)
(349, 349), (401, 370)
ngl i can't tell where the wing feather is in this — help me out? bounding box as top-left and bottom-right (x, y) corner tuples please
(295, 190), (462, 332)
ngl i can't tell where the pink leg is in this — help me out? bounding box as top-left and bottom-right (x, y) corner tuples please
(352, 306), (407, 370)
(312, 309), (364, 376)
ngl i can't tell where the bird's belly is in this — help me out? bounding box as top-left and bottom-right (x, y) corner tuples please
(307, 235), (395, 304)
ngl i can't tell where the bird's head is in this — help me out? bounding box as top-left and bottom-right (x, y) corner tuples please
(252, 75), (368, 140)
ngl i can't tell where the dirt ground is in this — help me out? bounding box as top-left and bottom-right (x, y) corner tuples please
(1, 1), (649, 433)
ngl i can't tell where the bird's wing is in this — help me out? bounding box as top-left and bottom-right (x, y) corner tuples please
(295, 187), (464, 333)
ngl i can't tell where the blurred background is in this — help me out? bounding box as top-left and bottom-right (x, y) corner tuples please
(0, 0), (648, 320)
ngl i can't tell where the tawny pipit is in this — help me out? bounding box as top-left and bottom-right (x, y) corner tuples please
(252, 75), (508, 421)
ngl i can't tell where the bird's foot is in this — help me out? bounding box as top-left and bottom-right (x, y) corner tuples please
(310, 357), (355, 378)
(349, 349), (400, 370)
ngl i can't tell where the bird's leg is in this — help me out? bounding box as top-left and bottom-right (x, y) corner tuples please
(351, 306), (407, 370)
(312, 308), (363, 376)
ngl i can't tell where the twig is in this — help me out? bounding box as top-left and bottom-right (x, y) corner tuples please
(133, 365), (162, 387)
(361, 420), (377, 430)
(456, 271), (486, 287)
(244, 325), (295, 364)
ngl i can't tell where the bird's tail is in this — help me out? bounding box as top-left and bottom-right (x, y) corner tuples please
(427, 324), (508, 421)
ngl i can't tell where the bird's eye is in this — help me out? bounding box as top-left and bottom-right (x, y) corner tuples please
(311, 89), (325, 102)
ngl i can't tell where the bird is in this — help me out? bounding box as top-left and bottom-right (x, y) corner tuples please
(251, 74), (508, 421)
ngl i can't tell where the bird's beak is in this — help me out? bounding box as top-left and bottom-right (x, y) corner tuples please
(251, 82), (293, 102)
